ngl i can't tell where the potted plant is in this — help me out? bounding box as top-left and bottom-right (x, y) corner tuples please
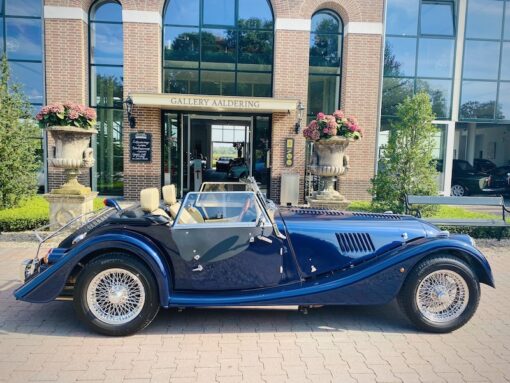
(303, 110), (362, 204)
(37, 102), (97, 195)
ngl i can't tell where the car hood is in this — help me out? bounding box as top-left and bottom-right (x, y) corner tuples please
(276, 207), (438, 278)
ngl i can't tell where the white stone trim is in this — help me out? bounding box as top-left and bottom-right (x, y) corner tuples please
(275, 18), (311, 31)
(122, 10), (162, 26)
(344, 22), (383, 35)
(43, 6), (88, 23)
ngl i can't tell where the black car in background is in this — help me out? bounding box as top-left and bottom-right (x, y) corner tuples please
(450, 160), (489, 197)
(485, 166), (510, 196)
(474, 158), (497, 173)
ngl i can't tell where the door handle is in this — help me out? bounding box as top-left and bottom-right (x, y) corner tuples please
(192, 264), (203, 272)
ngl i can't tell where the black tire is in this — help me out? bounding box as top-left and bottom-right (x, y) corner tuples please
(398, 255), (480, 333)
(74, 253), (160, 336)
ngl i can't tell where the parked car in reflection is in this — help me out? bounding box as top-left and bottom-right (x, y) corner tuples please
(484, 166), (510, 196)
(227, 158), (249, 179)
(473, 158), (497, 173)
(450, 160), (489, 197)
(215, 157), (234, 172)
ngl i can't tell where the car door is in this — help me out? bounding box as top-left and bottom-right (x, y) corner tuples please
(170, 191), (285, 291)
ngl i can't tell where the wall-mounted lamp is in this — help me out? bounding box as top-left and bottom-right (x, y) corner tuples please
(294, 101), (305, 134)
(124, 95), (136, 129)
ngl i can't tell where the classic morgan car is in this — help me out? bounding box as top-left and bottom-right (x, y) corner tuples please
(15, 178), (494, 336)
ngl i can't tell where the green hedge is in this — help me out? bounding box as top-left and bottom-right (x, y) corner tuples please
(347, 201), (509, 239)
(0, 196), (105, 232)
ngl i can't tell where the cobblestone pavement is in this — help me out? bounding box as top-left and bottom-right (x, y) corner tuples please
(0, 242), (509, 383)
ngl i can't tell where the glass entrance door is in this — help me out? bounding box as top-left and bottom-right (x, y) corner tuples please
(163, 113), (271, 198)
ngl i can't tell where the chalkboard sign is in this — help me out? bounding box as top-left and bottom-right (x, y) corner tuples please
(130, 132), (152, 162)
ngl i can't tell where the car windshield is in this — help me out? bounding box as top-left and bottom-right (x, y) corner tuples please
(456, 161), (475, 171)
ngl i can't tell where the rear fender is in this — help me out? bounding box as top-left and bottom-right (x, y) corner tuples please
(14, 233), (171, 307)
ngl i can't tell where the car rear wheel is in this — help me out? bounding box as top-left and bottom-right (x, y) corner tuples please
(398, 255), (480, 333)
(74, 253), (160, 336)
(451, 184), (467, 197)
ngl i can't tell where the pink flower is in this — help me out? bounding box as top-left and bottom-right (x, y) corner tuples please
(49, 103), (64, 113)
(40, 106), (50, 115)
(333, 110), (345, 119)
(308, 120), (318, 130)
(348, 116), (358, 125)
(316, 112), (325, 120)
(85, 108), (96, 120)
(35, 113), (43, 121)
(311, 130), (320, 140)
(68, 110), (79, 120)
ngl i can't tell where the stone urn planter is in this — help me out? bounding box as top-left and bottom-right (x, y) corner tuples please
(47, 126), (98, 195)
(308, 137), (353, 208)
(303, 110), (363, 210)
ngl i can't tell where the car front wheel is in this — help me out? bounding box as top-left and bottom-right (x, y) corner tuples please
(398, 255), (480, 333)
(74, 253), (160, 336)
(451, 184), (467, 197)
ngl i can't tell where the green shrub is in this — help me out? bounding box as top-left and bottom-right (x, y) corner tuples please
(0, 196), (105, 232)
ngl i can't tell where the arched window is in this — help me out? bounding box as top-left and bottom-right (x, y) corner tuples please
(89, 0), (124, 195)
(308, 10), (343, 119)
(163, 0), (274, 97)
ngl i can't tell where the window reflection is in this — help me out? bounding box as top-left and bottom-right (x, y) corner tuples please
(9, 61), (43, 104)
(416, 78), (452, 118)
(417, 38), (454, 78)
(203, 0), (236, 26)
(466, 0), (503, 39)
(308, 10), (343, 119)
(163, 0), (274, 96)
(89, 1), (124, 195)
(501, 43), (510, 81)
(5, 0), (41, 17)
(499, 82), (510, 120)
(386, 0), (419, 36)
(385, 37), (416, 77)
(164, 0), (200, 26)
(463, 40), (500, 80)
(505, 3), (510, 40)
(460, 81), (498, 119)
(420, 2), (454, 36)
(5, 18), (42, 60)
(381, 77), (414, 117)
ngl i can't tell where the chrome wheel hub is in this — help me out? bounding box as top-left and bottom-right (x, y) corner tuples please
(416, 270), (469, 323)
(87, 268), (145, 325)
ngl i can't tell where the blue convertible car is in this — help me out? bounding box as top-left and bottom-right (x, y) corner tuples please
(15, 178), (494, 336)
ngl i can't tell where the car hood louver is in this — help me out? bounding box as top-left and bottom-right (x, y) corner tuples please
(336, 232), (375, 256)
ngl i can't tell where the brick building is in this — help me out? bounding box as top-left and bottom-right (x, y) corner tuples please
(2, 0), (510, 202)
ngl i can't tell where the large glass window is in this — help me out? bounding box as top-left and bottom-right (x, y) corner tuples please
(163, 0), (274, 96)
(383, 0), (456, 120)
(1, 0), (44, 110)
(90, 1), (124, 195)
(460, 0), (510, 121)
(307, 10), (343, 120)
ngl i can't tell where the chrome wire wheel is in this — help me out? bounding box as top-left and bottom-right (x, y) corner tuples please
(86, 268), (146, 325)
(416, 270), (469, 323)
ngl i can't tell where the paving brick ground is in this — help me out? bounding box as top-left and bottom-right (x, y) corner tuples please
(0, 242), (509, 383)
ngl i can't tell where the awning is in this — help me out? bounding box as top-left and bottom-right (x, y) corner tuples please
(130, 93), (298, 114)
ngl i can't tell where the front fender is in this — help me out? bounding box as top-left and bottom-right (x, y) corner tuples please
(14, 233), (171, 307)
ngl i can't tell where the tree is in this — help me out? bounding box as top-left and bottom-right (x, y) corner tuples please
(371, 92), (439, 213)
(0, 55), (40, 209)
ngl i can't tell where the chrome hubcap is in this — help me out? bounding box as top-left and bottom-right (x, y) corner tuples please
(451, 185), (464, 196)
(87, 268), (145, 325)
(416, 270), (469, 323)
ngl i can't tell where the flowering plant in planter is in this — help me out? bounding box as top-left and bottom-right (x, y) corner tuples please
(303, 110), (363, 141)
(36, 102), (97, 129)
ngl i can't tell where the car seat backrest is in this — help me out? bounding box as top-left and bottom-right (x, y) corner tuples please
(140, 188), (170, 219)
(162, 184), (177, 206)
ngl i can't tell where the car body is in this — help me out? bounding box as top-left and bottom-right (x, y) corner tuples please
(215, 157), (234, 172)
(473, 158), (497, 173)
(484, 166), (510, 196)
(227, 158), (249, 179)
(15, 178), (494, 336)
(450, 160), (489, 196)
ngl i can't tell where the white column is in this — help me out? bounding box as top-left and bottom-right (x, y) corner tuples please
(443, 121), (456, 196)
(467, 122), (477, 164)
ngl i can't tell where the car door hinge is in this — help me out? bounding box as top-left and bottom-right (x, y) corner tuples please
(192, 265), (203, 272)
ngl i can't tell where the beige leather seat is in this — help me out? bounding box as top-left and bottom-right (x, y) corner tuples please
(162, 184), (204, 224)
(140, 188), (170, 219)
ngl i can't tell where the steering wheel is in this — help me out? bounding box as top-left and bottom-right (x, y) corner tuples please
(238, 197), (253, 222)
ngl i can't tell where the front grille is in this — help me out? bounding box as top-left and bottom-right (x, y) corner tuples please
(336, 232), (375, 255)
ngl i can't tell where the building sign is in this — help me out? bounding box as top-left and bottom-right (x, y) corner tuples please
(130, 93), (298, 114)
(285, 138), (294, 167)
(130, 132), (152, 162)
